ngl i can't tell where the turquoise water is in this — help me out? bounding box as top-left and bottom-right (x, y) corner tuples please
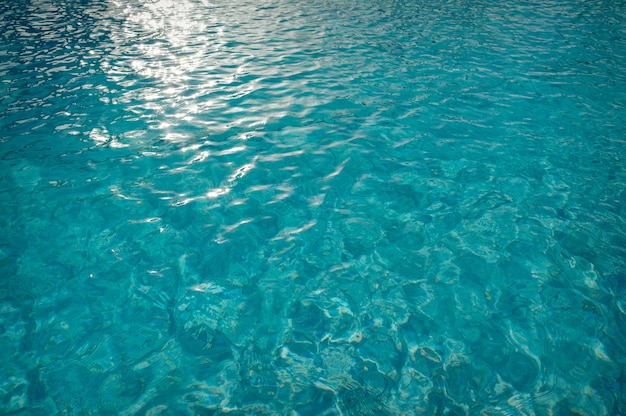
(1, 0), (625, 414)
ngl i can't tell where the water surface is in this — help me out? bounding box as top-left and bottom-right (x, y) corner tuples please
(1, 0), (625, 414)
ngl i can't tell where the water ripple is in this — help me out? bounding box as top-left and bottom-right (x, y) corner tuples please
(1, 0), (625, 414)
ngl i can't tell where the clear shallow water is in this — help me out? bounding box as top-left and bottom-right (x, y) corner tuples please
(1, 0), (625, 414)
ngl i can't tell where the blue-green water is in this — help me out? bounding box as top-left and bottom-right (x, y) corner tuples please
(1, 0), (625, 414)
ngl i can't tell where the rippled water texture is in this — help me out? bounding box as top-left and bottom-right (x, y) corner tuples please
(1, 0), (626, 414)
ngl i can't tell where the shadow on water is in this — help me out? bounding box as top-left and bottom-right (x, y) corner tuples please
(336, 364), (395, 416)
(337, 380), (392, 416)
